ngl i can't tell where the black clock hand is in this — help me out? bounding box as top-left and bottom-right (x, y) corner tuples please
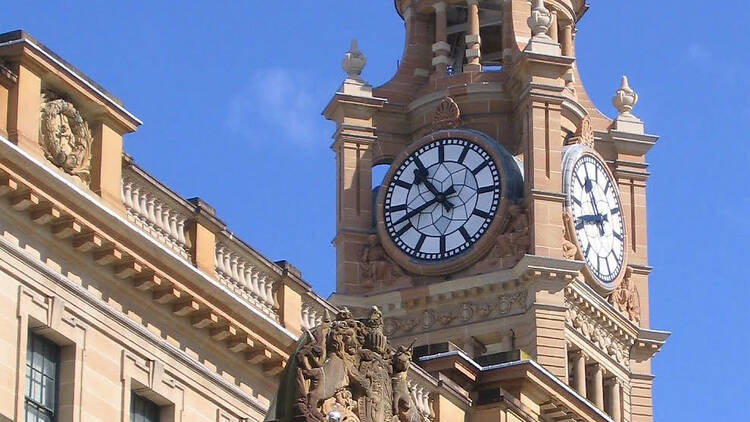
(439, 185), (456, 211)
(585, 179), (604, 235)
(413, 168), (441, 198)
(393, 197), (438, 226)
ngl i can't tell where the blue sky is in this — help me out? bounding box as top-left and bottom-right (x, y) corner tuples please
(5, 1), (748, 420)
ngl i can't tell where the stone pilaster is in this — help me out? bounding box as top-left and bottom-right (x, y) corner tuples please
(464, 0), (481, 72)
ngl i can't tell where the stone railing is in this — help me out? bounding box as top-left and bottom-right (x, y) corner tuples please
(300, 292), (337, 331)
(214, 237), (280, 321)
(407, 366), (437, 422)
(121, 168), (191, 260)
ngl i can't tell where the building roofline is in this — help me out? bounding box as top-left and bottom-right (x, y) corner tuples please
(0, 30), (142, 127)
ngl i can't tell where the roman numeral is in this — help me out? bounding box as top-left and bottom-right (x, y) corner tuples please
(387, 204), (407, 212)
(471, 161), (488, 175)
(415, 234), (426, 251)
(459, 226), (471, 242)
(395, 180), (411, 189)
(438, 144), (444, 162)
(473, 209), (490, 219)
(396, 222), (412, 236)
(610, 207), (619, 215)
(585, 244), (591, 256)
(604, 182), (611, 194)
(439, 236), (446, 255)
(457, 146), (469, 164)
(477, 185), (495, 194)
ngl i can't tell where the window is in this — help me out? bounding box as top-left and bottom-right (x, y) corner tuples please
(25, 331), (59, 422)
(131, 393), (160, 422)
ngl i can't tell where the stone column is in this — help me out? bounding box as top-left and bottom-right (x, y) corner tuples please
(561, 24), (573, 56)
(432, 1), (451, 77)
(572, 350), (587, 397)
(465, 0), (481, 72)
(549, 11), (558, 43)
(606, 379), (622, 422)
(591, 364), (604, 409)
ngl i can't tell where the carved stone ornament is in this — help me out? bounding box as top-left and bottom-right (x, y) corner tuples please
(265, 307), (427, 422)
(474, 203), (529, 271)
(564, 115), (594, 148)
(383, 291), (527, 336)
(39, 91), (93, 183)
(527, 0), (553, 39)
(607, 267), (641, 324)
(431, 97), (461, 130)
(359, 235), (410, 288)
(561, 211), (579, 260)
(566, 294), (632, 368)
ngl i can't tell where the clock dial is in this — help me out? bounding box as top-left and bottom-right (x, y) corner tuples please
(568, 154), (625, 284)
(383, 138), (501, 261)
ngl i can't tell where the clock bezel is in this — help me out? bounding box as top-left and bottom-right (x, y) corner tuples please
(562, 144), (628, 292)
(376, 129), (523, 276)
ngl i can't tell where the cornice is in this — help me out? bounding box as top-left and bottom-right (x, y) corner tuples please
(0, 135), (295, 373)
(0, 235), (270, 415)
(0, 32), (141, 131)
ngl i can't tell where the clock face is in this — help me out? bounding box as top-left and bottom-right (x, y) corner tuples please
(383, 138), (501, 261)
(568, 154), (625, 284)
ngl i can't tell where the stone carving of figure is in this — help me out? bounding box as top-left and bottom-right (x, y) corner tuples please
(269, 306), (425, 422)
(359, 235), (404, 287)
(608, 268), (640, 324)
(493, 204), (530, 265)
(562, 211), (578, 260)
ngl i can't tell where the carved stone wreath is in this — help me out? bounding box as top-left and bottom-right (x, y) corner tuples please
(39, 91), (93, 183)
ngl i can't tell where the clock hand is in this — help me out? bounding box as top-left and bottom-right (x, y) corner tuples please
(392, 197), (439, 226)
(439, 185), (456, 211)
(413, 168), (442, 198)
(585, 179), (604, 236)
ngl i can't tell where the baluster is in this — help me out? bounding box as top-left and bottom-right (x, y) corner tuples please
(237, 261), (248, 295)
(230, 255), (240, 288)
(175, 215), (186, 248)
(266, 277), (276, 312)
(257, 274), (268, 307)
(245, 264), (255, 300)
(215, 244), (224, 273)
(133, 186), (145, 225)
(122, 180), (133, 209)
(301, 304), (310, 330)
(223, 250), (233, 282)
(154, 201), (165, 241)
(248, 268), (260, 301)
(145, 194), (156, 228)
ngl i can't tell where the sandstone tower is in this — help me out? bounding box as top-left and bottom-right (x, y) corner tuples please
(324, 1), (668, 421)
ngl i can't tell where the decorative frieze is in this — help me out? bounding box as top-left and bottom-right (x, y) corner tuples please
(215, 242), (278, 320)
(565, 284), (635, 369)
(384, 290), (527, 336)
(39, 91), (93, 183)
(122, 176), (190, 259)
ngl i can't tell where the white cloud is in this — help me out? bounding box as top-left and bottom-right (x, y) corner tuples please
(225, 68), (325, 145)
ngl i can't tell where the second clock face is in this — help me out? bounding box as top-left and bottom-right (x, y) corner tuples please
(568, 154), (625, 284)
(383, 138), (501, 261)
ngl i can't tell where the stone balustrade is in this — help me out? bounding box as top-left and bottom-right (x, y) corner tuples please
(300, 292), (337, 331)
(122, 168), (191, 260)
(407, 366), (437, 421)
(214, 237), (280, 321)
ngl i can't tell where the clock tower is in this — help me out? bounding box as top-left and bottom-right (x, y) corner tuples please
(324, 1), (668, 421)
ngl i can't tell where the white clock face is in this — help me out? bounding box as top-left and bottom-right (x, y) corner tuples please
(383, 138), (501, 261)
(568, 154), (625, 283)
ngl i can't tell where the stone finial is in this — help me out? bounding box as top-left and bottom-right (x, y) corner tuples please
(610, 75), (643, 134)
(527, 0), (552, 39)
(342, 39), (366, 81)
(612, 75), (638, 117)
